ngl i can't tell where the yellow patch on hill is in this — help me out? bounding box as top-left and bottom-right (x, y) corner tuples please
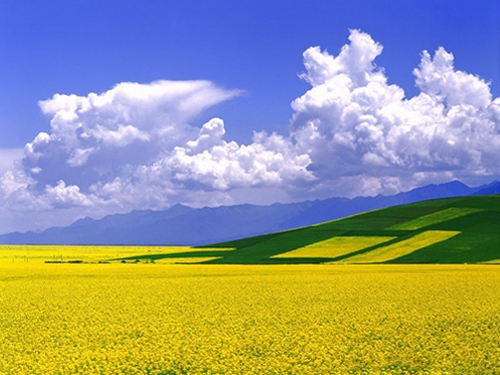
(390, 207), (482, 230)
(339, 230), (460, 263)
(272, 236), (395, 258)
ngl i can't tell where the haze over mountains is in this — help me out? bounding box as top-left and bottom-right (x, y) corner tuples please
(1, 180), (499, 246)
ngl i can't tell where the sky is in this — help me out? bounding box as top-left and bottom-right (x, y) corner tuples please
(0, 0), (499, 233)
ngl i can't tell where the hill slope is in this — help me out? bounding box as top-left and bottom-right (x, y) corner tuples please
(120, 195), (500, 264)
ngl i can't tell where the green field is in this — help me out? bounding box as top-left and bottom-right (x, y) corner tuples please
(97, 195), (500, 265)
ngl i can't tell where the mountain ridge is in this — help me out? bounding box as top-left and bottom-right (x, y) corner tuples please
(1, 180), (498, 246)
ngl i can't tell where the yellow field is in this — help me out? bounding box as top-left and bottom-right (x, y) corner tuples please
(273, 236), (395, 258)
(0, 244), (227, 264)
(340, 231), (460, 263)
(0, 248), (498, 374)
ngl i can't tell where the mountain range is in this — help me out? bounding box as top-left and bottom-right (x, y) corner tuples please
(1, 180), (499, 246)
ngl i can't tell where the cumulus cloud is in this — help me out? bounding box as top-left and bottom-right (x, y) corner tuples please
(291, 29), (500, 197)
(0, 80), (313, 231)
(2, 30), (500, 232)
(0, 148), (23, 175)
(414, 48), (491, 108)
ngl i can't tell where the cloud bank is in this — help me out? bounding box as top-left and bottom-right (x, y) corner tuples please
(292, 30), (499, 196)
(0, 80), (313, 231)
(2, 30), (500, 232)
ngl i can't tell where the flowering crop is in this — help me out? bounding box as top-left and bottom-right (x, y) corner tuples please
(0, 245), (227, 264)
(273, 236), (395, 259)
(340, 231), (460, 263)
(0, 255), (498, 374)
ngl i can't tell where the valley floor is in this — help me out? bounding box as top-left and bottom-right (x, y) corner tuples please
(0, 259), (498, 374)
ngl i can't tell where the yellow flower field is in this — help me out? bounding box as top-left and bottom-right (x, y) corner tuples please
(0, 250), (498, 374)
(0, 245), (229, 264)
(338, 231), (460, 264)
(272, 236), (395, 259)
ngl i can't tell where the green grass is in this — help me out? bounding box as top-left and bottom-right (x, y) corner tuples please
(102, 195), (500, 265)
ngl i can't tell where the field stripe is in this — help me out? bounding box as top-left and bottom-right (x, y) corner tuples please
(272, 236), (395, 258)
(389, 208), (482, 230)
(338, 231), (461, 263)
(155, 257), (222, 264)
(482, 259), (500, 264)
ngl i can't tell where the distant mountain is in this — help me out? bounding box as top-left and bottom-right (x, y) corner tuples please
(472, 180), (500, 196)
(0, 180), (496, 246)
(283, 180), (479, 229)
(0, 201), (314, 246)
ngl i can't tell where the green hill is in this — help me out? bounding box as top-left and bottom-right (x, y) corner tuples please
(120, 195), (500, 264)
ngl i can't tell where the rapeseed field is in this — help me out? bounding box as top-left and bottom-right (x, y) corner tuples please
(0, 250), (498, 375)
(338, 231), (460, 264)
(272, 236), (395, 259)
(0, 245), (227, 264)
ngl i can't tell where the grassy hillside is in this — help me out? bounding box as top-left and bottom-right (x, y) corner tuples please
(117, 195), (500, 264)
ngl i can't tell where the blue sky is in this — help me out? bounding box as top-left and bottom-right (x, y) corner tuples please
(0, 0), (498, 147)
(1, 0), (500, 233)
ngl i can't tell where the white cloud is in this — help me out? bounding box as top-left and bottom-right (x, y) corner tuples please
(0, 80), (313, 232)
(45, 180), (93, 208)
(414, 48), (491, 108)
(0, 148), (23, 175)
(2, 30), (500, 233)
(291, 29), (500, 197)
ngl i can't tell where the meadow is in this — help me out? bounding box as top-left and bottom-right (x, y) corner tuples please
(0, 251), (498, 375)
